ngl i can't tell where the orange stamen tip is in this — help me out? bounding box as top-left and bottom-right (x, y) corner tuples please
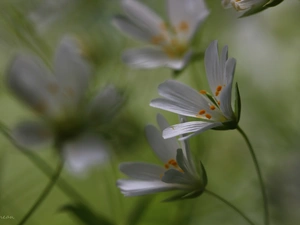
(218, 101), (221, 105)
(151, 34), (164, 45)
(198, 109), (206, 115)
(164, 164), (169, 169)
(199, 90), (207, 94)
(178, 21), (189, 32)
(210, 105), (216, 110)
(215, 91), (220, 96)
(205, 114), (212, 119)
(216, 85), (222, 92)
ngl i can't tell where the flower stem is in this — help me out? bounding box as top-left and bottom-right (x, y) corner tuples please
(237, 126), (269, 225)
(0, 122), (89, 205)
(17, 163), (63, 225)
(204, 189), (256, 225)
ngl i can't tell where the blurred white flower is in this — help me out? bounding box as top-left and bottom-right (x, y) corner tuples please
(222, 0), (284, 17)
(6, 36), (123, 175)
(117, 114), (207, 200)
(150, 41), (240, 140)
(113, 0), (210, 70)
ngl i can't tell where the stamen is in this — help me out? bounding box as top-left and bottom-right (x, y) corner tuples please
(215, 91), (220, 96)
(160, 22), (167, 30)
(151, 34), (165, 45)
(198, 109), (206, 115)
(178, 21), (189, 32)
(205, 114), (212, 119)
(210, 105), (216, 110)
(47, 83), (59, 94)
(34, 101), (47, 114)
(164, 164), (169, 169)
(199, 90), (207, 94)
(216, 85), (222, 92)
(218, 101), (221, 105)
(169, 159), (178, 167)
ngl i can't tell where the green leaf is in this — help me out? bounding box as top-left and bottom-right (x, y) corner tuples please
(265, 0), (284, 7)
(59, 203), (114, 225)
(234, 82), (241, 123)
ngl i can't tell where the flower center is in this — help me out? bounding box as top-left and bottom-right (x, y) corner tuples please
(164, 158), (183, 172)
(150, 21), (190, 58)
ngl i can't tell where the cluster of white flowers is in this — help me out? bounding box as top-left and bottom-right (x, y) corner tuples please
(4, 0), (284, 213)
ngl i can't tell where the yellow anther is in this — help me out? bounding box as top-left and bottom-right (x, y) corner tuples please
(168, 159), (178, 167)
(199, 90), (207, 94)
(216, 85), (222, 92)
(198, 109), (206, 115)
(171, 38), (179, 46)
(178, 21), (189, 32)
(210, 105), (216, 110)
(34, 101), (47, 114)
(47, 83), (59, 94)
(164, 164), (169, 169)
(205, 114), (212, 119)
(66, 87), (74, 97)
(215, 91), (220, 96)
(151, 34), (165, 45)
(160, 22), (167, 30)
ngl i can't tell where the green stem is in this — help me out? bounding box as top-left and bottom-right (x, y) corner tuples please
(17, 163), (63, 225)
(0, 122), (89, 205)
(237, 126), (269, 225)
(204, 189), (256, 225)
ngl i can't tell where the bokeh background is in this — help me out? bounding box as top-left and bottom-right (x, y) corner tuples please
(0, 0), (299, 224)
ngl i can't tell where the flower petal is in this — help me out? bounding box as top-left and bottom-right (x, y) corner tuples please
(219, 58), (236, 119)
(6, 54), (59, 117)
(122, 48), (190, 70)
(205, 40), (221, 96)
(151, 98), (200, 118)
(87, 85), (123, 123)
(167, 0), (210, 41)
(62, 134), (109, 175)
(117, 179), (183, 196)
(121, 0), (163, 38)
(54, 36), (91, 106)
(150, 80), (211, 116)
(162, 121), (221, 139)
(112, 15), (153, 42)
(145, 125), (177, 164)
(119, 162), (165, 180)
(12, 121), (54, 149)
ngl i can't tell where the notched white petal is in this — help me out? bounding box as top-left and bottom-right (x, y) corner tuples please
(119, 162), (164, 180)
(62, 134), (109, 175)
(12, 121), (54, 149)
(163, 121), (221, 139)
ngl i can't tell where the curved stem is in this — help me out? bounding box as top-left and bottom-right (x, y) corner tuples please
(17, 163), (63, 225)
(204, 189), (256, 225)
(237, 126), (269, 225)
(0, 122), (88, 204)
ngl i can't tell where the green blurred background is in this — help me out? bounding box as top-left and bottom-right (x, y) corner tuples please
(0, 0), (300, 224)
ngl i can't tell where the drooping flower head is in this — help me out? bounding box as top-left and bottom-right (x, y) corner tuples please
(113, 0), (210, 70)
(6, 36), (123, 175)
(117, 114), (207, 200)
(150, 41), (241, 140)
(222, 0), (284, 17)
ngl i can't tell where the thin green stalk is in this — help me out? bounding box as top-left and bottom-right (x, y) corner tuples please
(0, 122), (89, 205)
(17, 163), (63, 225)
(204, 189), (256, 225)
(237, 126), (269, 225)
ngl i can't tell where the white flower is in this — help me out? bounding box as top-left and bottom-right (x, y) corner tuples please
(150, 41), (240, 140)
(222, 0), (284, 17)
(113, 0), (210, 70)
(6, 36), (123, 175)
(117, 114), (207, 200)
